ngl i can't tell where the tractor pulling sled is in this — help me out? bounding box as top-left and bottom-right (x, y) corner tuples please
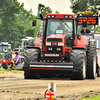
(23, 11), (100, 80)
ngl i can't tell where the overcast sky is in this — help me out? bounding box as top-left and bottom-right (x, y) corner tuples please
(17, 0), (72, 15)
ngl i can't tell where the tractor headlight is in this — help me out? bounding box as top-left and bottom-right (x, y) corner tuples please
(57, 48), (61, 51)
(46, 42), (51, 45)
(48, 47), (53, 51)
(58, 43), (64, 46)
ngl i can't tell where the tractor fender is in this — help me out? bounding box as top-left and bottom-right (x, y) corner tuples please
(73, 36), (90, 51)
(26, 46), (40, 50)
(72, 47), (86, 51)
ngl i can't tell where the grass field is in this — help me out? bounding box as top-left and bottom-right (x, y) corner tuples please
(81, 95), (100, 100)
(0, 67), (23, 72)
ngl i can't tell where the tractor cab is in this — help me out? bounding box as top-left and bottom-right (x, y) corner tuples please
(0, 42), (11, 59)
(45, 18), (74, 47)
(21, 36), (34, 51)
(39, 14), (76, 60)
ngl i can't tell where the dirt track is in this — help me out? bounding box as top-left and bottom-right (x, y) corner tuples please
(0, 72), (100, 100)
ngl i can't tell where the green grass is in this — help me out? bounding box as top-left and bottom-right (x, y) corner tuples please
(80, 95), (100, 100)
(0, 67), (23, 73)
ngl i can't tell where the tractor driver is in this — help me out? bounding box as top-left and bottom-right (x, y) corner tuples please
(12, 52), (21, 70)
(81, 21), (91, 34)
(57, 20), (67, 34)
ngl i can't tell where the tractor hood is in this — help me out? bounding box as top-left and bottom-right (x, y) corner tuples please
(46, 33), (66, 43)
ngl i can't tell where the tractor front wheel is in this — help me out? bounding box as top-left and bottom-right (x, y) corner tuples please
(70, 49), (86, 80)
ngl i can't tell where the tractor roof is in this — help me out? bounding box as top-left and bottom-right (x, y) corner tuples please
(46, 14), (75, 19)
(0, 42), (9, 45)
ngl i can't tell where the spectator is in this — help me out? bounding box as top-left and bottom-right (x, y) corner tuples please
(81, 21), (91, 34)
(12, 52), (21, 70)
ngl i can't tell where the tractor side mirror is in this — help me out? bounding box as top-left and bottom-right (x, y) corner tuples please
(32, 20), (36, 26)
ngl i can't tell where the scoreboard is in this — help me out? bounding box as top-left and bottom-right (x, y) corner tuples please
(78, 15), (98, 25)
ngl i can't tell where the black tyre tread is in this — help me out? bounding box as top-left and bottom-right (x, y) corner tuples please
(2, 63), (13, 70)
(70, 49), (86, 80)
(24, 49), (40, 79)
(24, 49), (38, 67)
(86, 41), (96, 79)
(2, 63), (8, 69)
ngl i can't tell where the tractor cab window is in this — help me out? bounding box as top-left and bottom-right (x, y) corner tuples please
(46, 19), (73, 36)
(21, 40), (28, 51)
(3, 45), (8, 52)
(46, 19), (73, 37)
(46, 19), (73, 47)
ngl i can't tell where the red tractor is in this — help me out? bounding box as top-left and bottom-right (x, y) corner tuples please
(23, 12), (100, 80)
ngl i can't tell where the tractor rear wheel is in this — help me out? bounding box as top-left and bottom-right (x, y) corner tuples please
(24, 49), (40, 79)
(2, 63), (8, 69)
(70, 49), (86, 80)
(86, 41), (96, 79)
(2, 63), (13, 70)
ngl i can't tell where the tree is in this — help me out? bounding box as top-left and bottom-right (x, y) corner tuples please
(25, 28), (36, 37)
(89, 0), (100, 14)
(70, 0), (88, 14)
(0, 0), (36, 40)
(55, 10), (59, 14)
(0, 0), (37, 49)
(0, 0), (21, 41)
(70, 0), (100, 14)
(37, 3), (52, 17)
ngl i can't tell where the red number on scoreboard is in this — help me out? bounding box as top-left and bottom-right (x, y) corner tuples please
(78, 17), (97, 24)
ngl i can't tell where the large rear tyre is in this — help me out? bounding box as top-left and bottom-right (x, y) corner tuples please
(86, 41), (96, 79)
(2, 63), (8, 69)
(70, 49), (86, 80)
(24, 49), (40, 79)
(2, 63), (13, 70)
